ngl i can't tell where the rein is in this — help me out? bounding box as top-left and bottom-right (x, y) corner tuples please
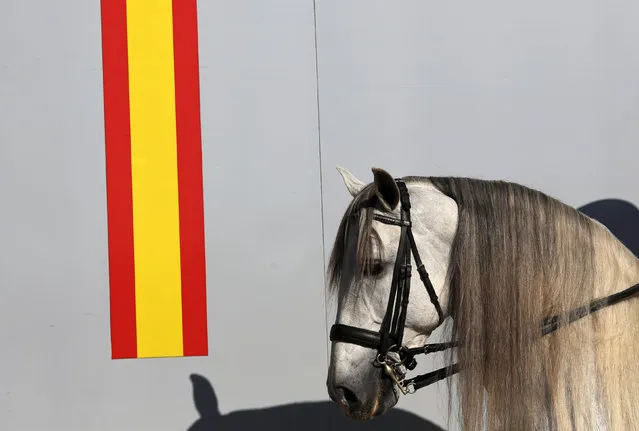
(329, 178), (639, 395)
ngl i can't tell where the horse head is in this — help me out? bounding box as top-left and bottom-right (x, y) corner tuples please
(325, 167), (458, 420)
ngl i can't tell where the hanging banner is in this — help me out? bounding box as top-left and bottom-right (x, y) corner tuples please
(100, 0), (208, 359)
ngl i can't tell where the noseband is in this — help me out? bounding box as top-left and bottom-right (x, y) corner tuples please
(330, 178), (639, 396)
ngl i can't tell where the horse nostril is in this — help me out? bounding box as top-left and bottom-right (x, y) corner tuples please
(336, 385), (361, 411)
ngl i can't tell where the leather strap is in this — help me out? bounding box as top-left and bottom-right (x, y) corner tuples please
(407, 228), (444, 324)
(407, 363), (460, 391)
(330, 324), (380, 350)
(542, 282), (639, 335)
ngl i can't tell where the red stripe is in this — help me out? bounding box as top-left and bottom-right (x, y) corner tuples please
(172, 0), (209, 356)
(100, 0), (137, 360)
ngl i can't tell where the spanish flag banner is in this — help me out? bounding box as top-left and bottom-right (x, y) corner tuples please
(100, 0), (208, 359)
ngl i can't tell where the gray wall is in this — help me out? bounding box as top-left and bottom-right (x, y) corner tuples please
(1, 0), (638, 430)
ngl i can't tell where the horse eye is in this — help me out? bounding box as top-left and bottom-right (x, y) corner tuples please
(368, 260), (384, 276)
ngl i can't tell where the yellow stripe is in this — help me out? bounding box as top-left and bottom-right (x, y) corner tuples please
(126, 0), (183, 358)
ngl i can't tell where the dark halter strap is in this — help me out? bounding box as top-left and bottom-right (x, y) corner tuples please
(330, 178), (639, 393)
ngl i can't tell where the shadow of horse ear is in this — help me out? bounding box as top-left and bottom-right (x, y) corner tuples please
(190, 373), (220, 420)
(578, 198), (639, 258)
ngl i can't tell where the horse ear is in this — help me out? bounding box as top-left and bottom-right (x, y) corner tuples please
(336, 166), (365, 197)
(372, 167), (400, 210)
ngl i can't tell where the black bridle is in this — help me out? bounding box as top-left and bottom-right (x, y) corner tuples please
(330, 178), (639, 396)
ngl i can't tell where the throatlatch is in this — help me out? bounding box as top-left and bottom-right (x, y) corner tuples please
(329, 178), (639, 396)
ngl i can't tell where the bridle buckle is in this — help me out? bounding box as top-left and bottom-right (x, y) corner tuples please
(374, 346), (415, 396)
(382, 362), (410, 395)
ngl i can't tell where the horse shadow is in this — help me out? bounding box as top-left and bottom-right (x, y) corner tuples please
(578, 198), (639, 258)
(186, 374), (446, 431)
